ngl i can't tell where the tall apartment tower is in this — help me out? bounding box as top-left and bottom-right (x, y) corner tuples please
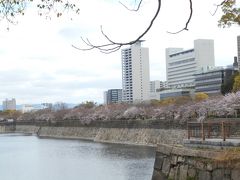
(237, 35), (240, 70)
(121, 41), (150, 103)
(2, 98), (16, 111)
(166, 39), (215, 88)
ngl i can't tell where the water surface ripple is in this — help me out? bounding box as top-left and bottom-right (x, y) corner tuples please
(0, 134), (155, 180)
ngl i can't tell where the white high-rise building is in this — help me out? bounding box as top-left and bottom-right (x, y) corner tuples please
(121, 41), (150, 103)
(166, 39), (215, 88)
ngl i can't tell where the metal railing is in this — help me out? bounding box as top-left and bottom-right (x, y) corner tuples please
(187, 119), (240, 141)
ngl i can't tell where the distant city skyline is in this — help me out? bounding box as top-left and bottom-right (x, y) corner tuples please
(0, 0), (239, 104)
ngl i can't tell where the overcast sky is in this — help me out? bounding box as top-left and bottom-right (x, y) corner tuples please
(0, 0), (239, 105)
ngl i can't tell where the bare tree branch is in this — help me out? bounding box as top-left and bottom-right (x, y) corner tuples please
(74, 0), (237, 53)
(73, 0), (161, 53)
(210, 0), (228, 16)
(167, 0), (193, 34)
(119, 0), (143, 11)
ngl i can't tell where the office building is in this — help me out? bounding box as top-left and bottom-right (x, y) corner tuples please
(149, 80), (169, 100)
(2, 98), (16, 111)
(22, 104), (35, 113)
(103, 91), (108, 104)
(166, 39), (215, 88)
(150, 80), (161, 93)
(150, 80), (169, 93)
(121, 41), (150, 103)
(195, 66), (237, 95)
(104, 89), (122, 104)
(150, 80), (161, 100)
(159, 88), (195, 100)
(160, 81), (169, 89)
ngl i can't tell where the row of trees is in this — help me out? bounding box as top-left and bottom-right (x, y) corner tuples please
(11, 91), (239, 125)
(3, 70), (240, 124)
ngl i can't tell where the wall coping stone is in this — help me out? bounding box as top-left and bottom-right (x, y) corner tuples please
(157, 144), (224, 160)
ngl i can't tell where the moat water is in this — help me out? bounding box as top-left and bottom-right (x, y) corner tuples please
(0, 134), (155, 180)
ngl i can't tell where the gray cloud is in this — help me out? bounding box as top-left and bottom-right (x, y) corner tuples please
(31, 77), (122, 90)
(0, 68), (121, 104)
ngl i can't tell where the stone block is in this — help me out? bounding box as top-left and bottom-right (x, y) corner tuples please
(212, 169), (224, 180)
(217, 162), (227, 169)
(168, 167), (176, 180)
(211, 168), (231, 180)
(198, 170), (211, 180)
(171, 155), (178, 165)
(187, 168), (196, 178)
(186, 158), (197, 166)
(168, 165), (179, 180)
(177, 156), (185, 163)
(157, 144), (172, 155)
(206, 163), (213, 171)
(211, 162), (218, 170)
(195, 161), (205, 170)
(179, 165), (188, 180)
(162, 157), (171, 176)
(172, 146), (187, 156)
(224, 169), (231, 179)
(154, 156), (165, 170)
(231, 169), (240, 180)
(152, 170), (167, 180)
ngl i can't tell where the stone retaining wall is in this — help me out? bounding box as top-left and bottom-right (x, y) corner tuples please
(26, 126), (187, 146)
(152, 144), (240, 180)
(15, 125), (40, 134)
(0, 126), (6, 133)
(94, 128), (186, 146)
(0, 125), (15, 133)
(38, 126), (98, 140)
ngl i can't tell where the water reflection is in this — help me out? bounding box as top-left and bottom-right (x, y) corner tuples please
(0, 134), (155, 180)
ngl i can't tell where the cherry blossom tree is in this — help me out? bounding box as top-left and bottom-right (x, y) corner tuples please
(14, 90), (240, 124)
